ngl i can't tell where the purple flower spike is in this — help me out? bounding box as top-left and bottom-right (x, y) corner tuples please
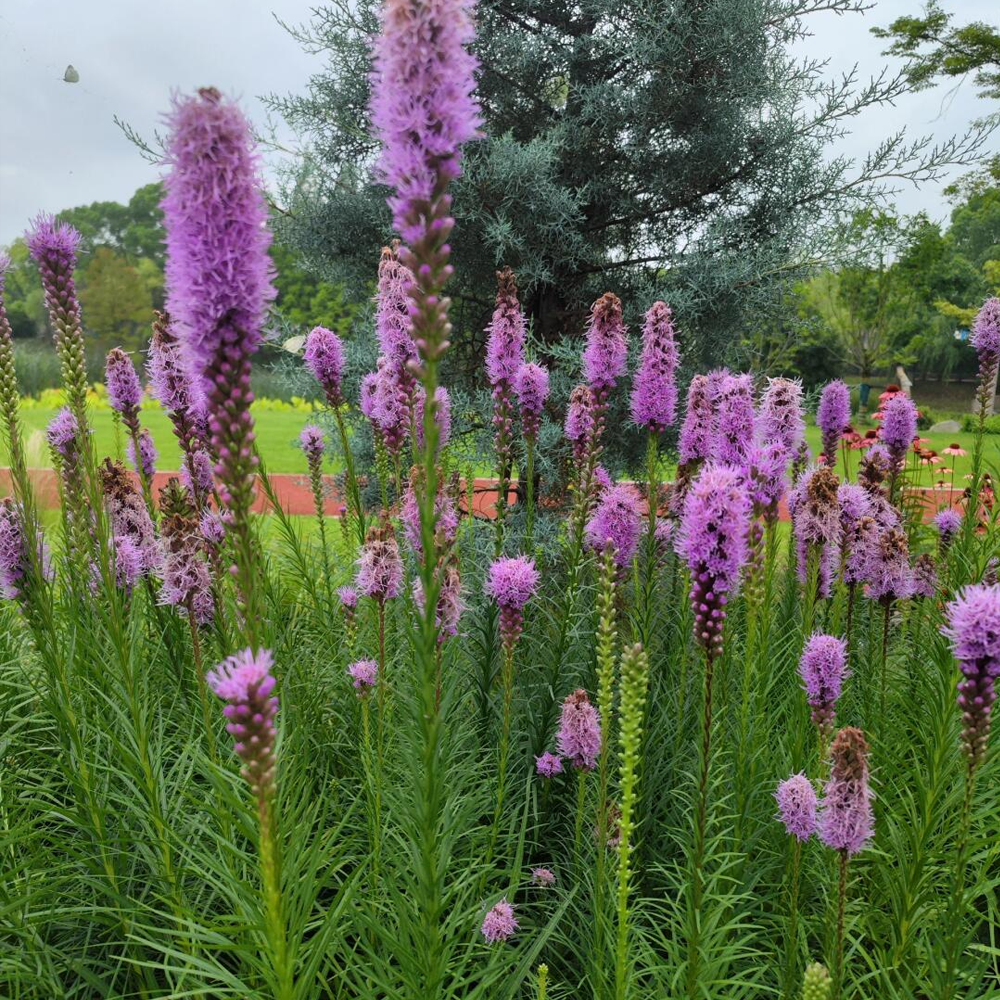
(208, 647), (279, 802)
(971, 297), (1000, 365)
(817, 381), (851, 467)
(46, 407), (79, 461)
(775, 772), (818, 841)
(818, 727), (874, 856)
(369, 0), (481, 245)
(299, 424), (325, 464)
(557, 688), (602, 771)
(912, 553), (937, 599)
(790, 466), (841, 598)
(757, 377), (805, 453)
(535, 751), (563, 778)
(866, 526), (915, 602)
(127, 427), (158, 480)
(337, 585), (358, 611)
(481, 899), (518, 944)
(105, 348), (143, 419)
(0, 498), (52, 607)
(486, 267), (526, 386)
(879, 394), (917, 473)
(799, 633), (849, 738)
(677, 463), (750, 657)
(943, 584), (1000, 769)
(348, 658), (379, 695)
(356, 517), (404, 602)
(515, 362), (550, 440)
(713, 373), (755, 465)
(585, 481), (644, 567)
(583, 292), (628, 391)
(934, 507), (962, 549)
(565, 384), (595, 466)
(415, 385), (451, 451)
(303, 326), (345, 407)
(486, 555), (539, 647)
(630, 300), (679, 432)
(100, 461), (160, 578)
(160, 505), (213, 624)
(375, 243), (417, 388)
(679, 375), (715, 465)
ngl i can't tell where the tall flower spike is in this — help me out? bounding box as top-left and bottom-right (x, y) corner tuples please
(817, 380), (850, 468)
(630, 300), (678, 432)
(934, 507), (962, 552)
(303, 326), (346, 408)
(679, 374), (715, 465)
(583, 292), (628, 392)
(971, 297), (1000, 370)
(802, 962), (832, 1000)
(485, 554), (539, 648)
(557, 688), (601, 771)
(486, 267), (526, 386)
(515, 362), (549, 440)
(879, 394), (917, 474)
(565, 383), (595, 467)
(818, 727), (874, 855)
(775, 772), (819, 841)
(713, 373), (755, 465)
(942, 583), (1000, 770)
(757, 376), (805, 454)
(356, 515), (404, 601)
(866, 525), (915, 602)
(790, 466), (841, 598)
(99, 460), (160, 578)
(799, 633), (849, 740)
(585, 481), (644, 567)
(127, 427), (158, 481)
(415, 385), (451, 452)
(0, 498), (52, 609)
(105, 348), (143, 425)
(159, 485), (214, 624)
(376, 243), (417, 375)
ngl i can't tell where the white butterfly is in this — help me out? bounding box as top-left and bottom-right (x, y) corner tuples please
(63, 65), (79, 83)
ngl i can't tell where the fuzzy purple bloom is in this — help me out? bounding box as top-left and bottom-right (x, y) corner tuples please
(486, 554), (539, 646)
(971, 297), (1000, 363)
(159, 508), (213, 624)
(200, 508), (229, 547)
(337, 585), (358, 610)
(741, 440), (789, 516)
(565, 383), (594, 456)
(180, 448), (215, 500)
(818, 727), (874, 856)
(583, 293), (628, 391)
(375, 244), (418, 378)
(866, 526), (915, 602)
(369, 0), (481, 244)
(46, 407), (79, 460)
(713, 373), (755, 465)
(678, 375), (715, 464)
(790, 466), (841, 597)
(481, 899), (517, 944)
(678, 463), (750, 656)
(0, 499), (52, 605)
(535, 751), (564, 778)
(105, 348), (143, 417)
(775, 772), (819, 841)
(356, 518), (404, 602)
(127, 428), (158, 480)
(757, 377), (805, 453)
(348, 658), (379, 694)
(912, 553), (937, 600)
(934, 507), (962, 540)
(585, 481), (644, 566)
(879, 394), (917, 472)
(370, 356), (410, 455)
(630, 301), (679, 431)
(208, 647), (279, 801)
(303, 326), (346, 407)
(799, 633), (849, 737)
(486, 267), (526, 386)
(299, 424), (325, 464)
(942, 584), (1000, 768)
(531, 867), (556, 887)
(415, 384), (451, 451)
(100, 461), (160, 578)
(147, 316), (204, 426)
(514, 362), (549, 440)
(557, 688), (602, 771)
(817, 380), (851, 467)
(400, 471), (458, 555)
(413, 558), (463, 638)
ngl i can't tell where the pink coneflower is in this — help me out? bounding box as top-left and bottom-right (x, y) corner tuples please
(584, 481), (644, 567)
(348, 658), (379, 695)
(481, 899), (518, 944)
(485, 555), (539, 648)
(942, 443), (967, 457)
(799, 633), (849, 739)
(775, 772), (818, 841)
(630, 300), (678, 432)
(556, 688), (601, 771)
(535, 751), (563, 777)
(817, 381), (851, 467)
(818, 727), (874, 856)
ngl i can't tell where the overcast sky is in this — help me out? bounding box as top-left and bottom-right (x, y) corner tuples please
(1, 0), (997, 247)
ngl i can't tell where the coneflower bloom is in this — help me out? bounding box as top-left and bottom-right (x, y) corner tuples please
(757, 377), (805, 453)
(584, 481), (644, 567)
(485, 555), (539, 648)
(713, 373), (755, 465)
(677, 463), (750, 656)
(583, 292), (628, 392)
(515, 362), (549, 440)
(775, 772), (819, 841)
(630, 300), (678, 432)
(799, 633), (849, 739)
(356, 517), (404, 601)
(348, 658), (379, 695)
(127, 428), (158, 480)
(879, 394), (918, 474)
(942, 584), (1000, 769)
(678, 374), (715, 465)
(557, 688), (602, 770)
(535, 751), (563, 777)
(303, 326), (346, 407)
(208, 647), (279, 802)
(817, 380), (851, 467)
(818, 727), (874, 856)
(481, 899), (518, 944)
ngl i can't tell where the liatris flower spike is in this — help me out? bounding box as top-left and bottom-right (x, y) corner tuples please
(817, 380), (850, 467)
(375, 243), (417, 381)
(303, 326), (345, 407)
(585, 481), (644, 567)
(775, 772), (819, 841)
(99, 460), (160, 578)
(565, 384), (594, 466)
(818, 727), (874, 856)
(485, 555), (539, 648)
(531, 867), (556, 887)
(678, 374), (715, 465)
(802, 962), (832, 1000)
(337, 585), (358, 613)
(799, 633), (849, 741)
(485, 266), (526, 386)
(912, 553), (937, 600)
(127, 428), (158, 480)
(208, 647), (279, 804)
(299, 425), (325, 464)
(971, 297), (1000, 370)
(583, 291), (628, 393)
(942, 584), (1000, 770)
(348, 659), (379, 695)
(105, 348), (143, 426)
(356, 517), (404, 602)
(557, 688), (601, 771)
(535, 752), (563, 777)
(515, 362), (549, 440)
(757, 376), (805, 454)
(791, 466), (841, 598)
(713, 373), (755, 464)
(630, 300), (678, 432)
(879, 394), (917, 474)
(481, 899), (518, 944)
(934, 507), (962, 548)
(415, 385), (451, 451)
(0, 498), (52, 608)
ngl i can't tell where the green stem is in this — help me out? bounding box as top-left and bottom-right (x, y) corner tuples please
(525, 436), (536, 553)
(832, 850), (849, 1000)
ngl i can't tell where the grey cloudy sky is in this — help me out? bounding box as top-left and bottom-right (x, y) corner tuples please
(0, 0), (997, 247)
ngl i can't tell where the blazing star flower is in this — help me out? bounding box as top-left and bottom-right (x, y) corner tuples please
(356, 517), (404, 602)
(147, 312), (206, 462)
(200, 508), (229, 547)
(375, 243), (417, 379)
(971, 297), (1000, 365)
(299, 424), (325, 464)
(583, 292), (628, 392)
(741, 440), (789, 518)
(105, 348), (143, 422)
(127, 427), (158, 480)
(0, 498), (52, 606)
(515, 362), (549, 440)
(934, 507), (962, 547)
(912, 553), (937, 599)
(799, 633), (849, 738)
(415, 384), (451, 451)
(486, 555), (539, 647)
(159, 507), (214, 624)
(413, 558), (463, 639)
(679, 374), (715, 464)
(678, 463), (750, 656)
(486, 267), (526, 386)
(942, 584), (1000, 769)
(337, 585), (358, 611)
(585, 481), (644, 566)
(481, 899), (518, 945)
(879, 394), (918, 473)
(713, 374), (755, 465)
(817, 381), (851, 467)
(791, 466), (841, 597)
(208, 647), (279, 801)
(757, 377), (805, 454)
(181, 448), (215, 499)
(100, 460), (160, 577)
(348, 658), (379, 695)
(565, 383), (594, 465)
(818, 727), (874, 856)
(371, 356), (410, 455)
(557, 688), (602, 771)
(867, 526), (915, 603)
(775, 772), (818, 841)
(303, 326), (346, 407)
(399, 468), (458, 555)
(535, 751), (564, 778)
(46, 407), (79, 460)
(531, 867), (556, 887)
(630, 300), (679, 432)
